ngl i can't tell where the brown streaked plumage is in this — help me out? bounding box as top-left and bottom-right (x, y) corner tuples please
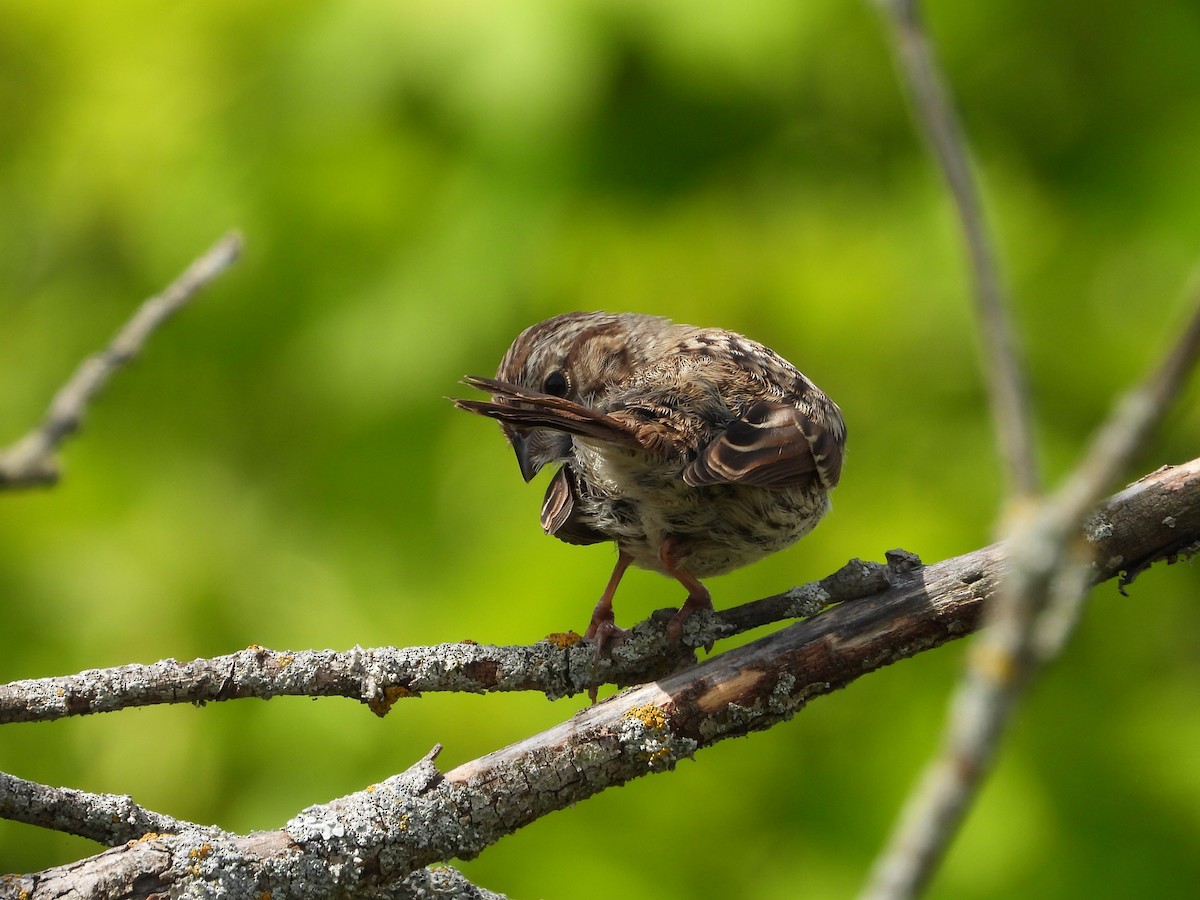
(455, 311), (846, 656)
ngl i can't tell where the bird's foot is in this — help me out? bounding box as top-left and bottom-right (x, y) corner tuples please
(583, 614), (627, 657)
(665, 592), (715, 652)
(584, 609), (627, 704)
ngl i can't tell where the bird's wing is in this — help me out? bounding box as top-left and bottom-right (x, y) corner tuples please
(456, 374), (844, 491)
(540, 467), (607, 545)
(683, 398), (845, 489)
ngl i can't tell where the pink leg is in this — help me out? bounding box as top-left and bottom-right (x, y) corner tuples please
(584, 551), (634, 703)
(584, 550), (633, 653)
(659, 537), (714, 646)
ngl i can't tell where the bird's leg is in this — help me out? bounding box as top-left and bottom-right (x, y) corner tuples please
(584, 549), (633, 653)
(664, 570), (713, 648)
(584, 550), (634, 703)
(660, 536), (714, 648)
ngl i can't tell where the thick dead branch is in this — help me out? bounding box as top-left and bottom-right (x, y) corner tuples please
(4, 457), (1197, 899)
(0, 232), (242, 490)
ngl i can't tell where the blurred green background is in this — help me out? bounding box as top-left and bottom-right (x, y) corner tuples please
(2, 1), (1198, 896)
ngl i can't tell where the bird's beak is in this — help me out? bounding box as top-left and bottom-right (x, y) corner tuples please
(506, 427), (569, 482)
(508, 428), (541, 482)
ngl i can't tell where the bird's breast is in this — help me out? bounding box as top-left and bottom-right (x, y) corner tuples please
(568, 439), (830, 578)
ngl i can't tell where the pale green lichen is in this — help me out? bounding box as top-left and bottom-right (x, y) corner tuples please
(619, 704), (696, 771)
(785, 583), (831, 619)
(767, 673), (798, 716)
(1084, 511), (1115, 543)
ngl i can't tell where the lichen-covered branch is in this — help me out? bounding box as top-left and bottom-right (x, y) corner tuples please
(4, 457), (1198, 899)
(0, 763), (504, 900)
(0, 772), (206, 847)
(0, 231), (243, 490)
(0, 555), (902, 724)
(5, 452), (1197, 731)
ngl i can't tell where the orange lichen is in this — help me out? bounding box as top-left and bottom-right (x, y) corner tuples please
(545, 631), (584, 648)
(188, 843), (213, 861)
(367, 684), (415, 717)
(624, 703), (668, 730)
(622, 703), (677, 767)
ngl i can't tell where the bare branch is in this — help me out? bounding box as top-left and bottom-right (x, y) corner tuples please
(0, 231), (243, 490)
(876, 0), (1037, 497)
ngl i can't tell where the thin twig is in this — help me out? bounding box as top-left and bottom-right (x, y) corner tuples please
(0, 231), (243, 489)
(1028, 293), (1200, 666)
(863, 300), (1200, 898)
(1053, 294), (1200, 525)
(876, 0), (1038, 497)
(867, 5), (1047, 883)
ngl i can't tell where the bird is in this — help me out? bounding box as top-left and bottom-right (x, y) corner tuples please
(454, 311), (846, 654)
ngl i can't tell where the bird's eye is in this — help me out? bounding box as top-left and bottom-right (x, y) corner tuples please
(543, 369), (570, 397)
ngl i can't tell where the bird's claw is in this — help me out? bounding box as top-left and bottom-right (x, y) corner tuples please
(584, 619), (627, 657)
(665, 593), (715, 651)
(584, 615), (628, 704)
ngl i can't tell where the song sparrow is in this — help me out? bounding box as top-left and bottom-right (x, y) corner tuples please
(455, 312), (846, 652)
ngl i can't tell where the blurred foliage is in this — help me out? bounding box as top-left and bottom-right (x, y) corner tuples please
(1, 1), (1198, 896)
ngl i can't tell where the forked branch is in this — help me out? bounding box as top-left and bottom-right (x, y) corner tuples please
(870, 1), (1200, 896)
